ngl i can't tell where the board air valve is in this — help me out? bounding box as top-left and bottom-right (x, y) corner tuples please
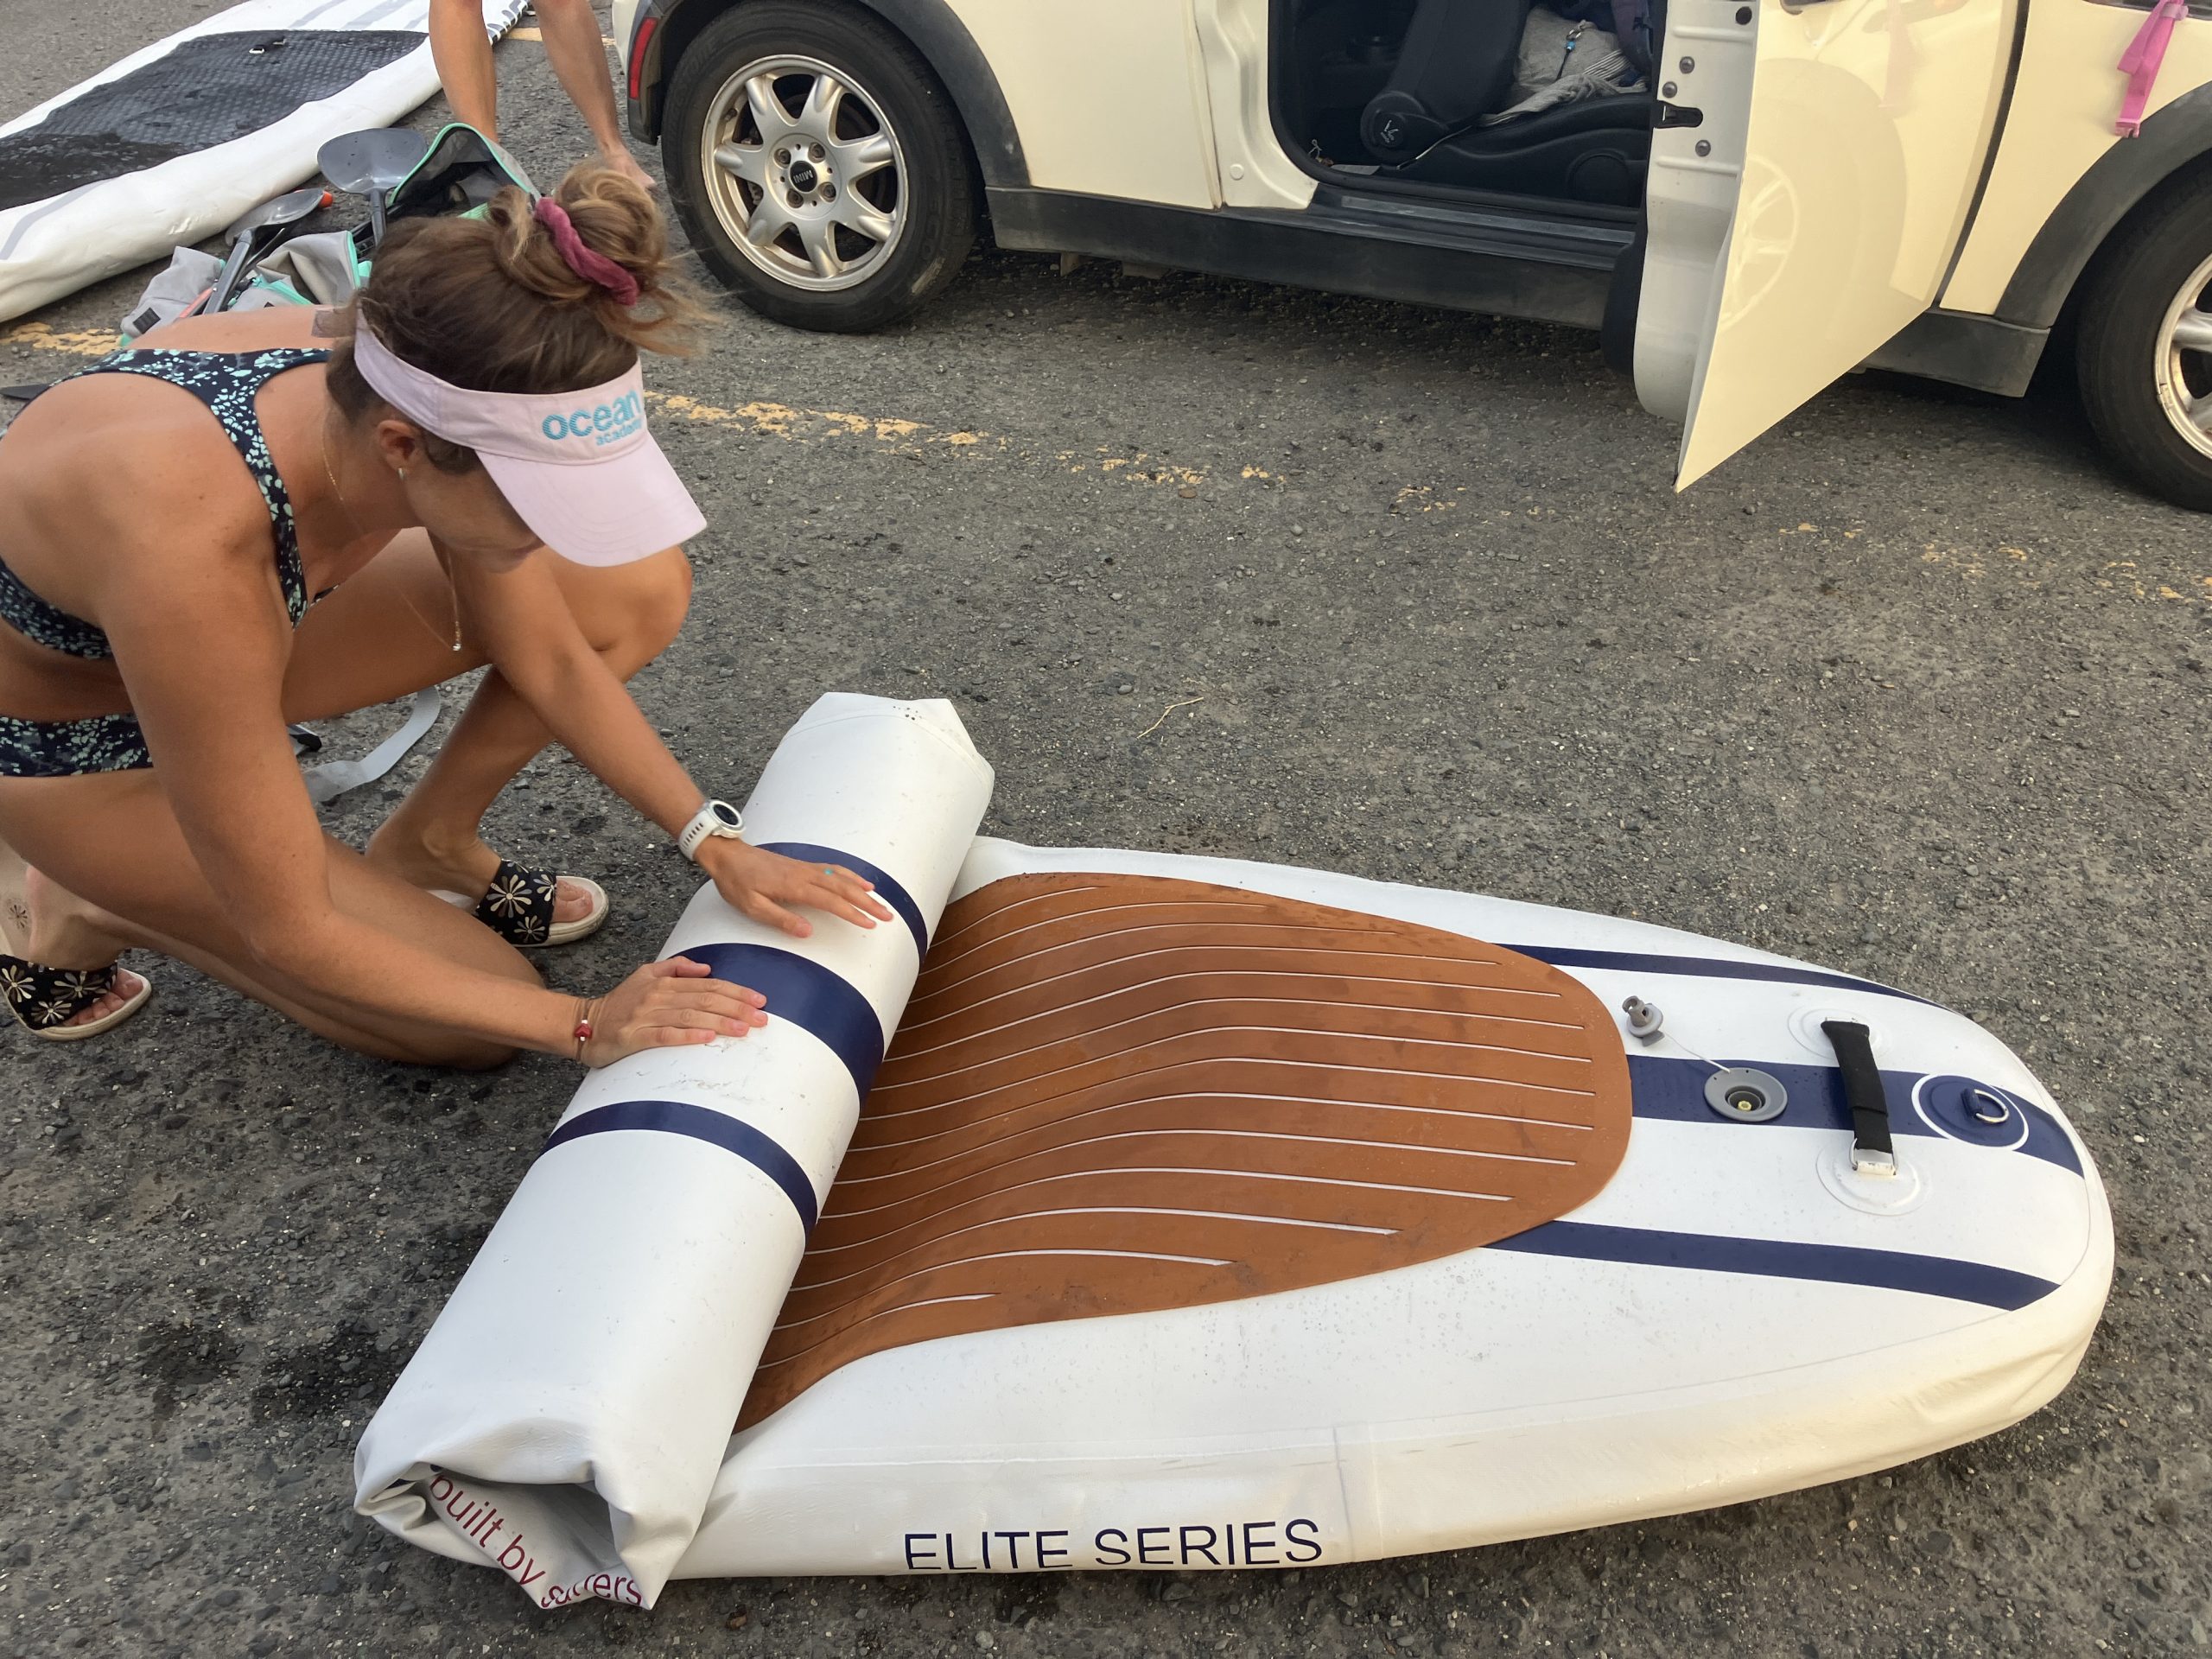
(1703, 1066), (1788, 1122)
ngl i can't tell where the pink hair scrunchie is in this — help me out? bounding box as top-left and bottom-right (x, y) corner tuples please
(533, 196), (641, 307)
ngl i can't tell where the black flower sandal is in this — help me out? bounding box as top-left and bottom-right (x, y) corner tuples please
(0, 955), (152, 1040)
(435, 859), (609, 950)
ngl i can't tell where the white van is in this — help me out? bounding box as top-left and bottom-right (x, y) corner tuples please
(615, 0), (2212, 504)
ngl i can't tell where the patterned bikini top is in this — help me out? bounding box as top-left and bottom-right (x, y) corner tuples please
(0, 346), (332, 659)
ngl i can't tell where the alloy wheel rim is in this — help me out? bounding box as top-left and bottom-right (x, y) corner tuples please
(2153, 249), (2212, 460)
(700, 54), (908, 292)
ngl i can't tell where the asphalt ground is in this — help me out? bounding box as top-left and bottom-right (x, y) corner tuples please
(3, 6), (2208, 1656)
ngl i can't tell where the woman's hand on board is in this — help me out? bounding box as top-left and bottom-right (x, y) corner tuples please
(581, 957), (768, 1065)
(698, 840), (895, 939)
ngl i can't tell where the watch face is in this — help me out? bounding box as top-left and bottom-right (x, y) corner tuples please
(710, 801), (742, 829)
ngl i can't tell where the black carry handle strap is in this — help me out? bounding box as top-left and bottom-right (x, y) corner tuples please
(1822, 1019), (1896, 1176)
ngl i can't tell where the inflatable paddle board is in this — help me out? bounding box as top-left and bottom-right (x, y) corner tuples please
(355, 695), (2113, 1609)
(0, 0), (528, 323)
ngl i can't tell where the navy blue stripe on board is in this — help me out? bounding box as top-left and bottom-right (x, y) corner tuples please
(1489, 1220), (2057, 1311)
(758, 841), (931, 959)
(1503, 944), (1932, 1006)
(1625, 1055), (2082, 1176)
(680, 941), (887, 1097)
(543, 1100), (819, 1230)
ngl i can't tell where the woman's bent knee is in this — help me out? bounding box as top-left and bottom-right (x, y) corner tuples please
(633, 545), (694, 653)
(382, 1032), (520, 1071)
(441, 1038), (520, 1072)
(592, 546), (692, 665)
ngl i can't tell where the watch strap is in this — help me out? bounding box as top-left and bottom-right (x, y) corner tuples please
(678, 799), (744, 861)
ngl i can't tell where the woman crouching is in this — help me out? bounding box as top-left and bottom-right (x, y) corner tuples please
(0, 164), (887, 1064)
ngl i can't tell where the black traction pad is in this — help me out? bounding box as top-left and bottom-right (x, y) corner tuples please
(0, 32), (423, 215)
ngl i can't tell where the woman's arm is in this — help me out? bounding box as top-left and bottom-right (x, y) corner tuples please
(453, 542), (893, 938)
(99, 536), (764, 1060)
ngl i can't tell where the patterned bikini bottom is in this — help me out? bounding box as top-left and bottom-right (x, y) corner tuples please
(0, 710), (152, 778)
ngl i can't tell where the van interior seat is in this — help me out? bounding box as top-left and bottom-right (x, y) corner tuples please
(1361, 0), (1534, 157)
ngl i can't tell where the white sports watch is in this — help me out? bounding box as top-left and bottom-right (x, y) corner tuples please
(677, 798), (746, 862)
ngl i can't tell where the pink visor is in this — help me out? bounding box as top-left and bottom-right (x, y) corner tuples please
(352, 322), (705, 566)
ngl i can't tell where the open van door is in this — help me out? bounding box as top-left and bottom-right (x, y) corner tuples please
(1635, 0), (2020, 487)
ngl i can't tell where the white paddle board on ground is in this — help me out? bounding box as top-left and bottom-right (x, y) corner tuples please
(0, 0), (527, 323)
(354, 696), (2113, 1608)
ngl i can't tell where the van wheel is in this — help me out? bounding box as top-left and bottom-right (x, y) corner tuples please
(664, 0), (976, 333)
(2076, 174), (2212, 511)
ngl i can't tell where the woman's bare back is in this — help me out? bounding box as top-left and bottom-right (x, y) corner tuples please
(0, 308), (346, 723)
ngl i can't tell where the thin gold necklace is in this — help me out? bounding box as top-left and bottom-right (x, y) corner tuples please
(322, 417), (461, 653)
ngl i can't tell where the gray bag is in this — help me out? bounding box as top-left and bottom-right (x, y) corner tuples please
(121, 230), (361, 339)
(234, 230), (365, 309)
(118, 245), (224, 340)
(1481, 12), (1641, 125)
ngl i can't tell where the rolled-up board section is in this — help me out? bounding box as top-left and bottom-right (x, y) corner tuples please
(353, 695), (993, 1609)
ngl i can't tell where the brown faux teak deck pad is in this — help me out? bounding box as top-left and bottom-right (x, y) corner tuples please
(738, 872), (1633, 1428)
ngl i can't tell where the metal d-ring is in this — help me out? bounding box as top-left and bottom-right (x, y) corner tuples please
(1967, 1087), (2012, 1125)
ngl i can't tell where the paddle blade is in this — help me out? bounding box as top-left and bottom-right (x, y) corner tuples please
(223, 185), (332, 241)
(319, 127), (431, 195)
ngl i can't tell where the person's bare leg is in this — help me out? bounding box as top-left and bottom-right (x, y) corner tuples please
(0, 531), (686, 1043)
(364, 671), (607, 909)
(0, 773), (538, 1065)
(279, 533), (693, 916)
(40, 853), (530, 1067)
(365, 555), (690, 901)
(428, 0), (502, 136)
(536, 0), (657, 190)
(0, 836), (144, 1027)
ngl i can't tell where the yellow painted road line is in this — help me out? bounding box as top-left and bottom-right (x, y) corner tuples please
(0, 321), (1209, 490)
(505, 28), (620, 45)
(629, 389), (1208, 487)
(4, 322), (116, 357)
(14, 315), (2199, 605)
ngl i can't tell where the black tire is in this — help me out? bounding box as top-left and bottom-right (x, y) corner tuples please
(2075, 170), (2212, 512)
(663, 0), (977, 333)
